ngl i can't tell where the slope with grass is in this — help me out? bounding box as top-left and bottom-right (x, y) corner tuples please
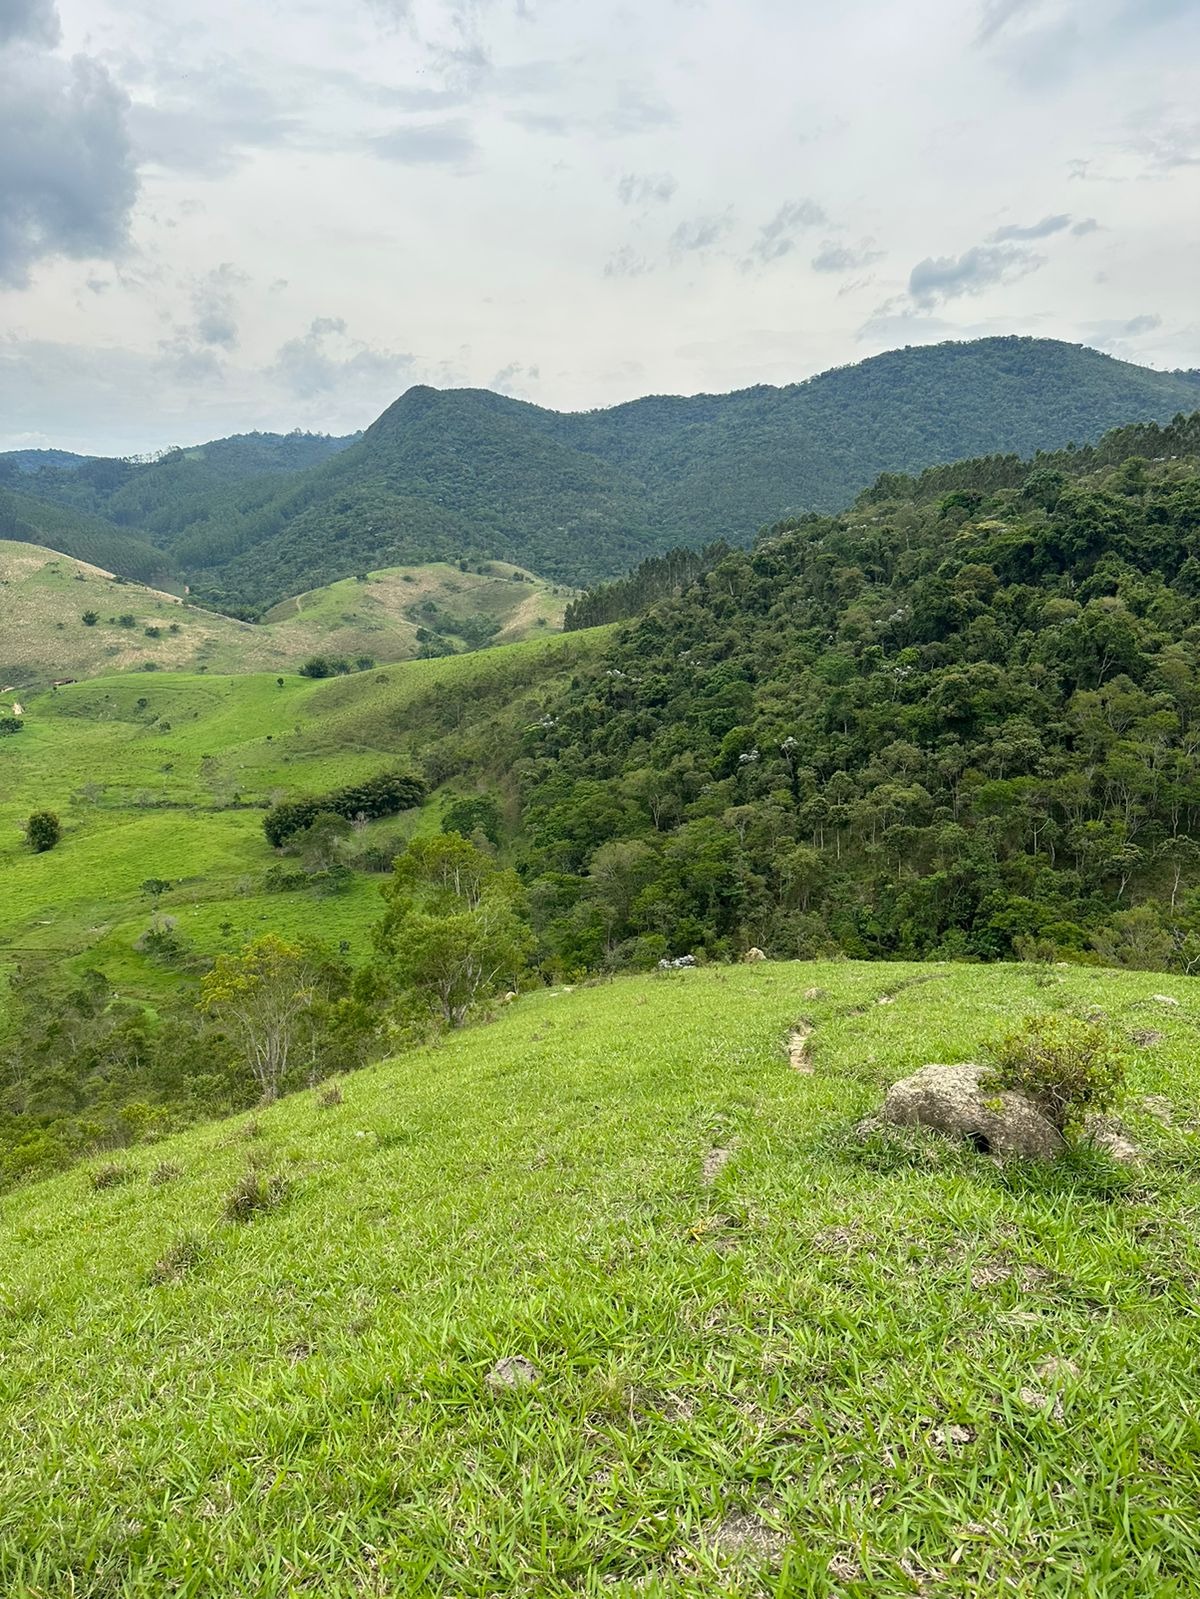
(0, 542), (571, 688)
(1, 959), (1198, 1595)
(0, 631), (598, 1005)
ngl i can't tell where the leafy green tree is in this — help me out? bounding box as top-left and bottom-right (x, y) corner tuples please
(26, 811), (61, 852)
(374, 835), (533, 1027)
(199, 934), (340, 1103)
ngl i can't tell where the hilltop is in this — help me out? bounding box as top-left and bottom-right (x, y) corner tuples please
(6, 338), (1200, 610)
(1, 959), (1198, 1594)
(0, 542), (570, 689)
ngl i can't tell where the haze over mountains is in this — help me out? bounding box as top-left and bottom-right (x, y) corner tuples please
(4, 336), (1200, 614)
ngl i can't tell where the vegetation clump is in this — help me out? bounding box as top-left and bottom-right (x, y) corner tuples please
(223, 1166), (288, 1222)
(986, 1014), (1128, 1133)
(263, 770), (425, 848)
(25, 811), (61, 853)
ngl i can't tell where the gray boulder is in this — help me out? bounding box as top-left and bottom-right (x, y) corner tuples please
(870, 1063), (1064, 1161)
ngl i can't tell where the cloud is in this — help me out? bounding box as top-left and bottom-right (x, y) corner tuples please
(670, 212), (734, 259)
(490, 359), (539, 395)
(127, 64), (301, 178)
(271, 317), (415, 400)
(601, 85), (675, 136)
(370, 118), (478, 165)
(747, 199), (827, 266)
(0, 0), (59, 46)
(975, 0), (1039, 43)
(603, 246), (653, 279)
(0, 50), (138, 288)
(1121, 313), (1163, 335)
(1071, 216), (1100, 234)
(989, 212), (1072, 241)
(811, 238), (884, 274)
(617, 171), (676, 207)
(908, 242), (1043, 306)
(190, 263), (247, 350)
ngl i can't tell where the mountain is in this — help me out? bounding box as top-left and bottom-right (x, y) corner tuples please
(0, 482), (175, 585)
(7, 338), (1200, 612)
(510, 409), (1200, 971)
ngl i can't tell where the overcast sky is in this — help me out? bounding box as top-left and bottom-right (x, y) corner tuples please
(2, 0), (1199, 454)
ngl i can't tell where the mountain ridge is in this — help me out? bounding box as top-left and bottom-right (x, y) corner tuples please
(6, 337), (1200, 611)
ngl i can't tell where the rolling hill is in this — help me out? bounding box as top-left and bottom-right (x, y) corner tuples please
(1, 958), (1198, 1593)
(6, 338), (1200, 611)
(0, 542), (571, 688)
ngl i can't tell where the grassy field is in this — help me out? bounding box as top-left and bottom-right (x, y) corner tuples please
(0, 959), (1197, 1595)
(0, 631), (598, 1003)
(0, 541), (571, 687)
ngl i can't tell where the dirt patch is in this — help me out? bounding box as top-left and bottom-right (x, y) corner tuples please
(1130, 1028), (1164, 1047)
(787, 1023), (813, 1073)
(701, 1143), (736, 1185)
(714, 1511), (787, 1565)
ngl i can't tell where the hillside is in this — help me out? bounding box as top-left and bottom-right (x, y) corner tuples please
(0, 484), (175, 587)
(1, 960), (1198, 1594)
(0, 632), (596, 997)
(0, 543), (570, 688)
(7, 339), (1200, 610)
(508, 411), (1200, 974)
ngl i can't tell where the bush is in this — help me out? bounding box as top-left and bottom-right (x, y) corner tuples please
(986, 1014), (1128, 1132)
(81, 611), (98, 626)
(264, 770), (425, 847)
(0, 716), (22, 736)
(26, 811), (61, 852)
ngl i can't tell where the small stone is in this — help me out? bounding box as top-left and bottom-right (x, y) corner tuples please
(742, 947), (767, 962)
(1083, 1113), (1142, 1166)
(486, 1355), (540, 1391)
(1035, 1356), (1080, 1383)
(803, 986), (825, 1000)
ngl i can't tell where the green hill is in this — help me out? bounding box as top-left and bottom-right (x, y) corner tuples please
(509, 410), (1200, 973)
(1, 958), (1198, 1594)
(0, 543), (571, 689)
(7, 339), (1200, 609)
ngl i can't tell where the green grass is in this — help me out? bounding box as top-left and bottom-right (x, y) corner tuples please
(0, 542), (571, 688)
(2, 960), (1198, 1595)
(0, 631), (600, 1003)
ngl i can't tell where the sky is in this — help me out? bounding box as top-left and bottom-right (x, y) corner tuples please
(2, 0), (1199, 455)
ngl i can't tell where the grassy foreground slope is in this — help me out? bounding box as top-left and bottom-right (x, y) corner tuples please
(0, 633), (595, 1001)
(0, 542), (569, 687)
(1, 961), (1198, 1596)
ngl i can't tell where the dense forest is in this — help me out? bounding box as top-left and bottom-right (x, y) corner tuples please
(506, 411), (1200, 973)
(3, 339), (1199, 612)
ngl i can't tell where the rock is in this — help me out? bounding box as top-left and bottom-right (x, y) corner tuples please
(1082, 1113), (1142, 1165)
(803, 986), (825, 1001)
(742, 947), (767, 962)
(870, 1063), (1065, 1161)
(485, 1355), (540, 1391)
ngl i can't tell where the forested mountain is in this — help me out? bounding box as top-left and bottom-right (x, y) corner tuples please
(505, 411), (1200, 973)
(0, 484), (174, 585)
(4, 339), (1199, 613)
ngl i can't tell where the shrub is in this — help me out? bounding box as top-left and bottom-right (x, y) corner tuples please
(986, 1014), (1128, 1132)
(0, 716), (22, 736)
(149, 1160), (182, 1186)
(81, 610), (98, 626)
(26, 811), (61, 852)
(223, 1168), (288, 1222)
(264, 770), (425, 847)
